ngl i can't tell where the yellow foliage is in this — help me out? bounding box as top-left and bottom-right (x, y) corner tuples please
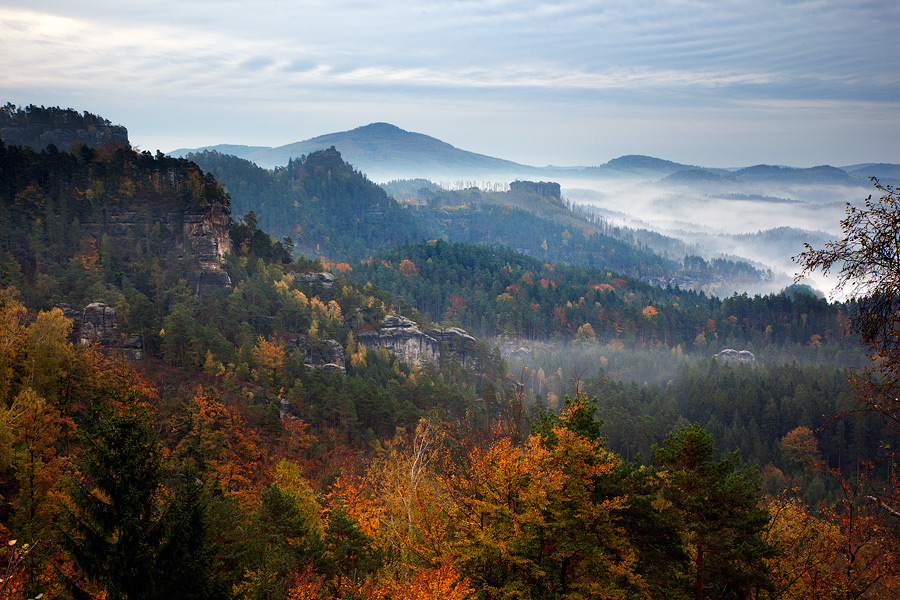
(274, 460), (325, 536)
(326, 300), (342, 321)
(0, 288), (27, 403)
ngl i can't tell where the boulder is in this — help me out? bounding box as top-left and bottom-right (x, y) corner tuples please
(712, 349), (756, 363)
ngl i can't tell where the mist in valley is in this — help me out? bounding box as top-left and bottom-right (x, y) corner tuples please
(558, 175), (870, 298)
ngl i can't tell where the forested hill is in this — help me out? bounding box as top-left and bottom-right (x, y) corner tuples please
(189, 146), (769, 292)
(346, 240), (856, 362)
(385, 179), (771, 293)
(0, 103), (129, 151)
(2, 112), (899, 599)
(187, 147), (433, 259)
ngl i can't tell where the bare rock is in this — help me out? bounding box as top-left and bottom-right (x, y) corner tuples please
(79, 302), (119, 345)
(357, 315), (476, 368)
(712, 349), (756, 363)
(301, 272), (335, 289)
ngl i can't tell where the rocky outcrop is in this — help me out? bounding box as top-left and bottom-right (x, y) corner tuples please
(287, 335), (346, 376)
(0, 123), (129, 152)
(712, 349), (756, 363)
(509, 180), (562, 201)
(56, 302), (143, 361)
(79, 302), (119, 345)
(79, 203), (233, 293)
(300, 272), (335, 289)
(357, 315), (476, 367)
(423, 326), (476, 361)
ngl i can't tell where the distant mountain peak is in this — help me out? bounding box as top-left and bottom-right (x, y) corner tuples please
(353, 122), (406, 133)
(604, 155), (693, 171)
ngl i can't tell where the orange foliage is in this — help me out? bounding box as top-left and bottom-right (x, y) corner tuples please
(368, 562), (474, 600)
(286, 565), (326, 600)
(174, 390), (267, 510)
(399, 259), (419, 276)
(445, 294), (467, 321)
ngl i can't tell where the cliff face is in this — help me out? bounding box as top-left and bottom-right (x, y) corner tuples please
(57, 302), (144, 361)
(79, 202), (233, 292)
(0, 123), (129, 152)
(357, 315), (475, 367)
(1, 103), (130, 151)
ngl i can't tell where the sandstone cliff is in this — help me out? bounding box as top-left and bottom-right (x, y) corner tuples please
(56, 302), (143, 361)
(79, 203), (233, 293)
(357, 315), (476, 368)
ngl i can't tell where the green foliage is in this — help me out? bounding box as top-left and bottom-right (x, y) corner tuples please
(653, 424), (773, 599)
(534, 393), (603, 444)
(59, 408), (202, 600)
(347, 240), (854, 356)
(188, 148), (432, 260)
(0, 103), (114, 129)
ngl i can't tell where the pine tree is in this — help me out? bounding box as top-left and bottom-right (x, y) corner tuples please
(59, 410), (165, 600)
(653, 424), (773, 600)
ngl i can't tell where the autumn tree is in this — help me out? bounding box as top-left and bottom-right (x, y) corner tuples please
(795, 178), (900, 523)
(449, 398), (645, 599)
(795, 178), (900, 426)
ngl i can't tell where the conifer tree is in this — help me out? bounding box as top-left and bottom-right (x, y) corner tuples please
(653, 424), (773, 600)
(59, 410), (165, 600)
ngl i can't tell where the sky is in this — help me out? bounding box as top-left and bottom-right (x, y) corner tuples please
(2, 0), (898, 168)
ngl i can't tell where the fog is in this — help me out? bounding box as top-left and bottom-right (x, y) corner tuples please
(558, 175), (869, 298)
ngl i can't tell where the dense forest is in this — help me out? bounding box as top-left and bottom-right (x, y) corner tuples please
(345, 240), (857, 362)
(191, 148), (769, 293)
(187, 148), (431, 260)
(0, 115), (898, 600)
(382, 179), (773, 294)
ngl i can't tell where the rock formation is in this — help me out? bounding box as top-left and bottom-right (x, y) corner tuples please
(0, 123), (129, 152)
(357, 315), (476, 368)
(509, 180), (562, 200)
(287, 335), (346, 376)
(712, 349), (756, 363)
(56, 302), (143, 361)
(300, 272), (335, 289)
(78, 203), (233, 293)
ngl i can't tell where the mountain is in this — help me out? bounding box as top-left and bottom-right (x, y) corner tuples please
(174, 122), (543, 180)
(841, 162), (900, 183)
(172, 121), (900, 189)
(580, 155), (700, 180)
(186, 147), (432, 259)
(732, 164), (858, 185)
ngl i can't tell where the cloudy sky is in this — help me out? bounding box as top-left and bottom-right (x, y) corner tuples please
(2, 0), (898, 168)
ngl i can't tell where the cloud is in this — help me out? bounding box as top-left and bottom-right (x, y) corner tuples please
(1, 1), (897, 166)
